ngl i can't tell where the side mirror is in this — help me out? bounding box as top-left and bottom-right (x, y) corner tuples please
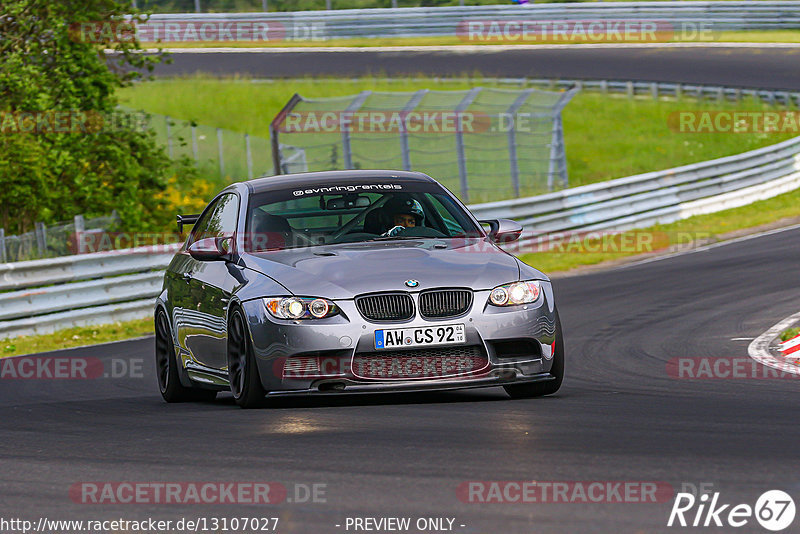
(188, 236), (232, 261)
(481, 219), (523, 243)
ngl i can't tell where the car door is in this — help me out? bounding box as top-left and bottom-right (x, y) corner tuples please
(180, 193), (241, 370)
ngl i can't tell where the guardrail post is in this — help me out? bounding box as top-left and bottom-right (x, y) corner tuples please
(455, 88), (482, 203)
(399, 90), (427, 171)
(245, 133), (253, 180)
(194, 0), (201, 13)
(340, 91), (371, 170)
(676, 84), (683, 101)
(651, 83), (658, 99)
(35, 222), (46, 257)
(505, 89), (534, 198)
(600, 80), (608, 94)
(217, 128), (225, 178)
(716, 87), (724, 102)
(0, 229), (6, 263)
(165, 116), (173, 158)
(262, 0), (268, 11)
(74, 215), (86, 254)
(734, 88), (741, 102)
(626, 81), (634, 99)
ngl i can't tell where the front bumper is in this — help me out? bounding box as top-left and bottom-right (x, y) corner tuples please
(240, 284), (558, 395)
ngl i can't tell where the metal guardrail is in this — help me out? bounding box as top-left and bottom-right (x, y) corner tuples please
(469, 135), (800, 239)
(143, 2), (800, 38)
(0, 244), (180, 337)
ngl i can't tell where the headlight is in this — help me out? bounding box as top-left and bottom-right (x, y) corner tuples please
(489, 281), (541, 306)
(264, 297), (339, 320)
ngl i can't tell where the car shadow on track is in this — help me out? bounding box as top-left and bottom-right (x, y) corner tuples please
(214, 388), (518, 409)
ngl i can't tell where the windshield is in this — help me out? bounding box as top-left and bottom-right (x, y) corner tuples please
(245, 182), (483, 252)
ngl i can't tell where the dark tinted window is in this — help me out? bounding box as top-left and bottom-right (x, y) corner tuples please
(190, 193), (239, 243)
(245, 182), (482, 252)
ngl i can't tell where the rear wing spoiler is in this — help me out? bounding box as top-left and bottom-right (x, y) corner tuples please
(177, 214), (200, 233)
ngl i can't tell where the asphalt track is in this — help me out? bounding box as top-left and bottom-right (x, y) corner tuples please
(150, 45), (800, 89)
(2, 225), (799, 533)
(3, 44), (800, 533)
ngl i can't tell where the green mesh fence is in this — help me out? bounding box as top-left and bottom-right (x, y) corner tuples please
(270, 86), (576, 203)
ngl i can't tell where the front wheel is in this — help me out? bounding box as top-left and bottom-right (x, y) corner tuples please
(155, 310), (216, 403)
(227, 308), (266, 408)
(504, 311), (564, 399)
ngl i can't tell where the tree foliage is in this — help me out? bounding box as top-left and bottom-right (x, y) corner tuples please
(0, 0), (181, 234)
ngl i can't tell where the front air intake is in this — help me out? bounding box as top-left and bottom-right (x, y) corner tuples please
(355, 292), (415, 321)
(419, 289), (473, 318)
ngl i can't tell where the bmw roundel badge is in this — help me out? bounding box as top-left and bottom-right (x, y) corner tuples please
(405, 279), (420, 288)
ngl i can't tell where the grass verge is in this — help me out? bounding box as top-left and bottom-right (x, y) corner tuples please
(152, 31), (800, 48)
(781, 328), (800, 342)
(0, 319), (153, 358)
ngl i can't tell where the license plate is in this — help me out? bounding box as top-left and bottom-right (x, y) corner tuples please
(374, 324), (465, 350)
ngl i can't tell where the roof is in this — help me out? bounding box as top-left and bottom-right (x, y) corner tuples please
(245, 169), (435, 194)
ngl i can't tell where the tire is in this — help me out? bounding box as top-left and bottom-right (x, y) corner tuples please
(504, 311), (564, 399)
(227, 308), (266, 409)
(155, 310), (217, 403)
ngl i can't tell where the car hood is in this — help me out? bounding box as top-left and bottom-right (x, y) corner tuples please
(240, 238), (536, 300)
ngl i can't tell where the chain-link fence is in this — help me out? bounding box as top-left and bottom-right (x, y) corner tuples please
(139, 111), (306, 181)
(0, 214), (122, 263)
(270, 87), (576, 203)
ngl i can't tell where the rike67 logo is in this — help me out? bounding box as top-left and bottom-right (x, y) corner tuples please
(668, 489), (795, 531)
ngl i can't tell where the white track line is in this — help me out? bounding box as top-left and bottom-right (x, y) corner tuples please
(137, 42), (800, 54)
(748, 310), (800, 376)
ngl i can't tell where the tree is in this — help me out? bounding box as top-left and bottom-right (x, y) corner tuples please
(0, 0), (182, 234)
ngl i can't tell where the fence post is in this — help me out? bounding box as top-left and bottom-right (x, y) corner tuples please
(0, 229), (5, 263)
(191, 125), (199, 161)
(454, 87), (482, 203)
(166, 116), (173, 158)
(548, 87), (578, 190)
(245, 133), (253, 180)
(74, 214), (86, 254)
(399, 89), (428, 171)
(194, 0), (201, 13)
(340, 91), (371, 170)
(505, 89), (534, 198)
(217, 128), (225, 178)
(35, 222), (47, 257)
(262, 0), (268, 11)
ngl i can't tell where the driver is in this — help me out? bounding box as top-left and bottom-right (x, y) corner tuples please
(381, 197), (425, 237)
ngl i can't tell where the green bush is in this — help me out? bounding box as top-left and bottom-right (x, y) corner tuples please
(0, 0), (195, 235)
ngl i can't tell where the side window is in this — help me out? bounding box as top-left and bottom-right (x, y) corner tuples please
(190, 194), (239, 244)
(427, 194), (465, 235)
